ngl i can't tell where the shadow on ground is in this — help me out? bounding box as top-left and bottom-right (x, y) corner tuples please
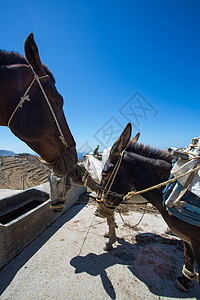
(70, 233), (200, 300)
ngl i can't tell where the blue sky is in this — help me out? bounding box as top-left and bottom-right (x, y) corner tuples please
(1, 0), (200, 155)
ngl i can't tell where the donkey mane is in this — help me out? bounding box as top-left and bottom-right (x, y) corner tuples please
(0, 50), (27, 66)
(126, 141), (172, 163)
(0, 49), (55, 83)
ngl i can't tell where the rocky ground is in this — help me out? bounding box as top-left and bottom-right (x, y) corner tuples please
(0, 154), (50, 190)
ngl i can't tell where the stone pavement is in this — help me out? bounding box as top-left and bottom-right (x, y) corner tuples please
(0, 183), (86, 269)
(0, 200), (199, 300)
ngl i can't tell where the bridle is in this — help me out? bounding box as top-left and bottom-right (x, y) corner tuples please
(96, 150), (125, 210)
(7, 63), (76, 163)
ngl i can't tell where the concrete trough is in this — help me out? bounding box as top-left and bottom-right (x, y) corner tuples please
(0, 184), (86, 269)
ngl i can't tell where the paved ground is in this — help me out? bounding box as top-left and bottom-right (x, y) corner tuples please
(0, 197), (199, 300)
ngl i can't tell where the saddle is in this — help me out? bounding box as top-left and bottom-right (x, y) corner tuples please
(163, 137), (200, 226)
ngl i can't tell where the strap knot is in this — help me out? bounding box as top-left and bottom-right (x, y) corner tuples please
(123, 191), (135, 202)
(19, 95), (31, 107)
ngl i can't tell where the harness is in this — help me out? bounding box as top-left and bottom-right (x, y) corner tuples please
(7, 64), (76, 164)
(96, 150), (125, 211)
(95, 151), (200, 211)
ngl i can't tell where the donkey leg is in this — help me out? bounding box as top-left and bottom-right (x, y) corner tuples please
(104, 215), (117, 238)
(191, 240), (200, 285)
(176, 241), (196, 292)
(104, 215), (117, 251)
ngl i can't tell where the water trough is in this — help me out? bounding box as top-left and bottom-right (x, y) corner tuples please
(0, 183), (86, 269)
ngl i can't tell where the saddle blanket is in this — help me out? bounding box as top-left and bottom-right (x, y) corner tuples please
(171, 157), (200, 198)
(170, 137), (200, 198)
(163, 179), (200, 227)
(163, 136), (200, 226)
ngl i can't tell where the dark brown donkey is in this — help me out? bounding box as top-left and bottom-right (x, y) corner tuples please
(96, 123), (200, 292)
(0, 33), (77, 176)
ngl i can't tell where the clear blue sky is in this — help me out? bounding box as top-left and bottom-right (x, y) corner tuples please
(1, 0), (200, 155)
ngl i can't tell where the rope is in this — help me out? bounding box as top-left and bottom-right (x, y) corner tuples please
(32, 68), (68, 147)
(79, 214), (96, 255)
(7, 75), (43, 127)
(182, 264), (198, 282)
(118, 203), (147, 229)
(7, 63), (69, 147)
(187, 155), (200, 160)
(81, 153), (200, 203)
(123, 164), (200, 201)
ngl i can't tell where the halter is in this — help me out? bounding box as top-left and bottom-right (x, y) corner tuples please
(7, 64), (76, 161)
(96, 150), (125, 210)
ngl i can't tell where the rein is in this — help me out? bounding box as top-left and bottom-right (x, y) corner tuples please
(7, 64), (76, 162)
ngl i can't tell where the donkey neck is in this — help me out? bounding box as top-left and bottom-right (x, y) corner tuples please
(123, 150), (172, 208)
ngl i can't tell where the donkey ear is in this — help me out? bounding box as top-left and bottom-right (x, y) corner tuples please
(130, 132), (140, 144)
(110, 123), (132, 158)
(24, 33), (44, 74)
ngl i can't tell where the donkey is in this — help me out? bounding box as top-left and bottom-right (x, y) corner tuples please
(96, 123), (200, 291)
(0, 33), (77, 177)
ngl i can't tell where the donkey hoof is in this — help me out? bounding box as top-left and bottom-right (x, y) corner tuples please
(50, 207), (64, 213)
(103, 244), (113, 251)
(50, 200), (65, 213)
(175, 277), (189, 292)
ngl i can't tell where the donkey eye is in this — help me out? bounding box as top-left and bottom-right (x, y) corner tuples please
(102, 172), (110, 181)
(102, 172), (107, 177)
(56, 100), (62, 107)
(104, 162), (114, 172)
(56, 96), (63, 108)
